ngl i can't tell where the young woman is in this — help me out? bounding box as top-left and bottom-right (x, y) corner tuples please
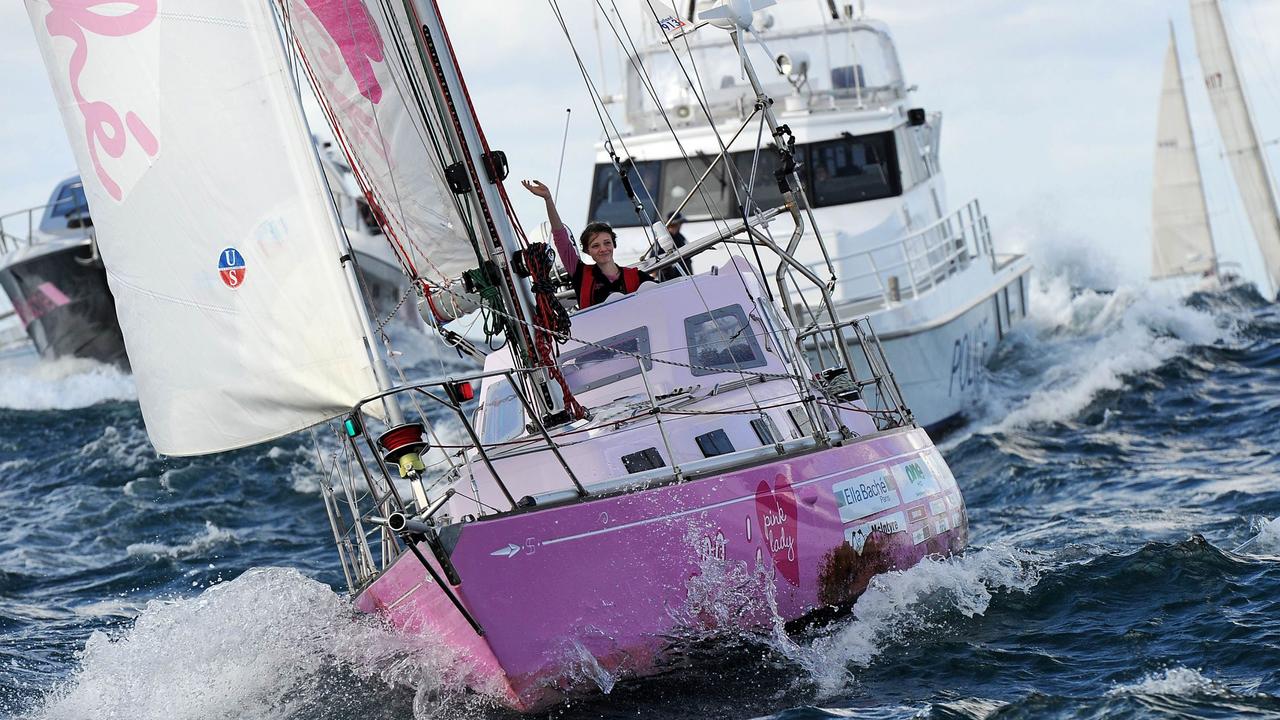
(522, 179), (654, 309)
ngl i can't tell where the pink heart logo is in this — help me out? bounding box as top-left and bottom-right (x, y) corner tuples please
(755, 473), (800, 586)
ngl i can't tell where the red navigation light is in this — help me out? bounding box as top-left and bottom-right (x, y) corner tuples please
(446, 381), (474, 404)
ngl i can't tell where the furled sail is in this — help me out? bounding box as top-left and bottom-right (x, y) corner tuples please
(1189, 0), (1280, 295)
(1151, 26), (1217, 280)
(25, 0), (382, 455)
(279, 0), (478, 287)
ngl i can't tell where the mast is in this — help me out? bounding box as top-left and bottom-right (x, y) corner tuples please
(1151, 23), (1217, 281)
(1189, 0), (1280, 297)
(407, 0), (562, 415)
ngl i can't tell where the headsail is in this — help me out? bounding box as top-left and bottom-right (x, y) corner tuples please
(1189, 0), (1280, 296)
(1151, 25), (1216, 280)
(26, 0), (382, 455)
(279, 0), (478, 287)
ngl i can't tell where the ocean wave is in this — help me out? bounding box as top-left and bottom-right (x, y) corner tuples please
(974, 274), (1231, 432)
(0, 357), (135, 410)
(800, 545), (1041, 696)
(125, 521), (238, 560)
(1106, 667), (1223, 697)
(21, 567), (483, 720)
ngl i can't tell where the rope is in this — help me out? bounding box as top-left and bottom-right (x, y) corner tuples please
(524, 242), (587, 419)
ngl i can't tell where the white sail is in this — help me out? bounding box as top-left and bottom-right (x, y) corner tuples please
(1152, 26), (1217, 280)
(1190, 0), (1280, 296)
(26, 0), (382, 455)
(280, 0), (477, 287)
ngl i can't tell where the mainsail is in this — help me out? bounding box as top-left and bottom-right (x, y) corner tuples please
(1189, 0), (1280, 296)
(26, 0), (383, 455)
(279, 0), (478, 287)
(1151, 26), (1217, 280)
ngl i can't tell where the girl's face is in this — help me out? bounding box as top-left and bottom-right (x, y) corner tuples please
(585, 231), (615, 265)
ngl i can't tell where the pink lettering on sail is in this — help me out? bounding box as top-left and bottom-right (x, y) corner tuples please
(304, 0), (385, 104)
(43, 0), (160, 201)
(755, 473), (800, 586)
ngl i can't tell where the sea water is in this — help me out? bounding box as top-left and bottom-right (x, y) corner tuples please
(1, 275), (1278, 720)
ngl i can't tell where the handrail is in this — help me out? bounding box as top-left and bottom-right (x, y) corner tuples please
(801, 198), (993, 308)
(0, 198), (94, 255)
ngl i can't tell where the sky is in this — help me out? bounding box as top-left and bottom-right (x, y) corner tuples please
(2, 0), (1279, 291)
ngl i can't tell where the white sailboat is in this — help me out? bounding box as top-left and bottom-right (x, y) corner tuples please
(1151, 24), (1219, 284)
(1154, 0), (1280, 298)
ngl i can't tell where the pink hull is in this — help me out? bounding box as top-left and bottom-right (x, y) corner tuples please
(355, 427), (967, 710)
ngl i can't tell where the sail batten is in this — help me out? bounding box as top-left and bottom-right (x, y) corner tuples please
(26, 0), (383, 455)
(1190, 0), (1280, 296)
(1152, 26), (1217, 280)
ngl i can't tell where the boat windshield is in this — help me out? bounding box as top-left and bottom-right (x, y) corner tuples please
(477, 379), (525, 445)
(589, 132), (900, 227)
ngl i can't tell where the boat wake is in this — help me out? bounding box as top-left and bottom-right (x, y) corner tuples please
(949, 269), (1256, 443)
(0, 356), (134, 411)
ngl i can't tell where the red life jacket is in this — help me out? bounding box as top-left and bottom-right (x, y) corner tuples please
(577, 265), (641, 309)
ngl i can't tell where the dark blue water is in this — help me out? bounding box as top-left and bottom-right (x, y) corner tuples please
(2, 277), (1278, 720)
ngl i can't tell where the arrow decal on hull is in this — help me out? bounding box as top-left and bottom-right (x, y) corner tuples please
(490, 543), (521, 558)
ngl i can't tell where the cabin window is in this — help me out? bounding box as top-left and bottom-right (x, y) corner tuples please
(477, 379), (525, 445)
(685, 305), (767, 377)
(751, 416), (782, 445)
(560, 327), (652, 394)
(787, 406), (813, 437)
(809, 132), (900, 206)
(695, 429), (735, 457)
(587, 160), (661, 228)
(622, 447), (665, 473)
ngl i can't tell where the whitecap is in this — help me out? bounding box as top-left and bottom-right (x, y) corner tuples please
(24, 567), (479, 720)
(1106, 667), (1223, 697)
(0, 357), (135, 410)
(125, 521), (237, 560)
(799, 545), (1041, 696)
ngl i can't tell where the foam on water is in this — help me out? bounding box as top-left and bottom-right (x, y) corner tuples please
(970, 274), (1229, 433)
(1236, 516), (1280, 556)
(125, 521), (238, 560)
(800, 546), (1041, 696)
(22, 567), (476, 720)
(0, 357), (135, 410)
(1106, 667), (1223, 697)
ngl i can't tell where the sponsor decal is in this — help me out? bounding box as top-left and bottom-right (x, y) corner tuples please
(907, 506), (928, 523)
(935, 515), (951, 534)
(218, 247), (246, 288)
(844, 511), (907, 555)
(912, 526), (928, 544)
(892, 457), (942, 503)
(833, 469), (901, 524)
(929, 499), (948, 516)
(755, 474), (799, 586)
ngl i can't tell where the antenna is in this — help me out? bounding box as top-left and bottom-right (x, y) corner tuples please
(553, 108), (571, 203)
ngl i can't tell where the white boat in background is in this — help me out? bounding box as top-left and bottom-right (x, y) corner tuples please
(0, 145), (414, 370)
(1152, 0), (1280, 298)
(590, 1), (1031, 432)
